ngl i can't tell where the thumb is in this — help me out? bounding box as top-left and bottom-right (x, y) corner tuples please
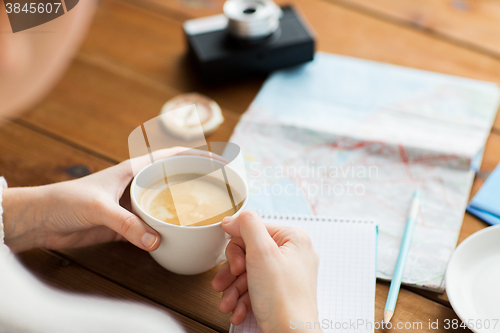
(102, 204), (160, 251)
(222, 211), (278, 256)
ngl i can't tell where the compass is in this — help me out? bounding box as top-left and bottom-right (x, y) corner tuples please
(160, 93), (224, 140)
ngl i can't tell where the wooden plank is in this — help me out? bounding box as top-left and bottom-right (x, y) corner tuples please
(375, 281), (468, 332)
(329, 0), (500, 57)
(78, 0), (263, 116)
(16, 249), (216, 333)
(119, 0), (225, 20)
(19, 59), (240, 163)
(0, 121), (112, 187)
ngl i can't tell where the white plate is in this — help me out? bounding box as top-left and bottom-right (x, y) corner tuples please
(446, 225), (500, 333)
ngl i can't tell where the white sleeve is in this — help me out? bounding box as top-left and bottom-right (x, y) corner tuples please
(0, 178), (185, 333)
(0, 177), (9, 255)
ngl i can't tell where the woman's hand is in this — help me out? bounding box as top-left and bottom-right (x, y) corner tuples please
(212, 211), (321, 333)
(2, 147), (217, 253)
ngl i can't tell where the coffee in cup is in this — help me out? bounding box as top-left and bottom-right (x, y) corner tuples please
(131, 155), (248, 275)
(139, 173), (243, 227)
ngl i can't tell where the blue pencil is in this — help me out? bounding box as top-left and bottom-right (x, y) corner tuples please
(384, 190), (421, 324)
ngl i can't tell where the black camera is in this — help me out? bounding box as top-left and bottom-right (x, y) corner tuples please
(184, 0), (315, 84)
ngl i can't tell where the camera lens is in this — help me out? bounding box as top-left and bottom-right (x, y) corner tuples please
(224, 0), (281, 39)
(243, 7), (257, 14)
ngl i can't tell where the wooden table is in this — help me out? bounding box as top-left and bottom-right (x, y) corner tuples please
(3, 0), (500, 331)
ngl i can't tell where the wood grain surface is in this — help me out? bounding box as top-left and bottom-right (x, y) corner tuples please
(2, 0), (499, 331)
(330, 0), (500, 57)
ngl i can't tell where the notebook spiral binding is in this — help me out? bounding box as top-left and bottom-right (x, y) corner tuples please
(256, 211), (375, 224)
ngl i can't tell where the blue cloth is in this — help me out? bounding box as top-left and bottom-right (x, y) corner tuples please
(467, 162), (500, 225)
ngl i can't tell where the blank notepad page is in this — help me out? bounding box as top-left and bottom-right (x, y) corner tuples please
(231, 214), (377, 333)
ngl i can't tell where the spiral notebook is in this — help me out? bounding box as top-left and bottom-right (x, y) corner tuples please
(230, 214), (378, 333)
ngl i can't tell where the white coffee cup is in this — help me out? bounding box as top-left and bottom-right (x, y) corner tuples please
(130, 155), (248, 275)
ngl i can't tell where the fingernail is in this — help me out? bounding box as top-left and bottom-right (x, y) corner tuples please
(142, 233), (158, 249)
(222, 216), (234, 224)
